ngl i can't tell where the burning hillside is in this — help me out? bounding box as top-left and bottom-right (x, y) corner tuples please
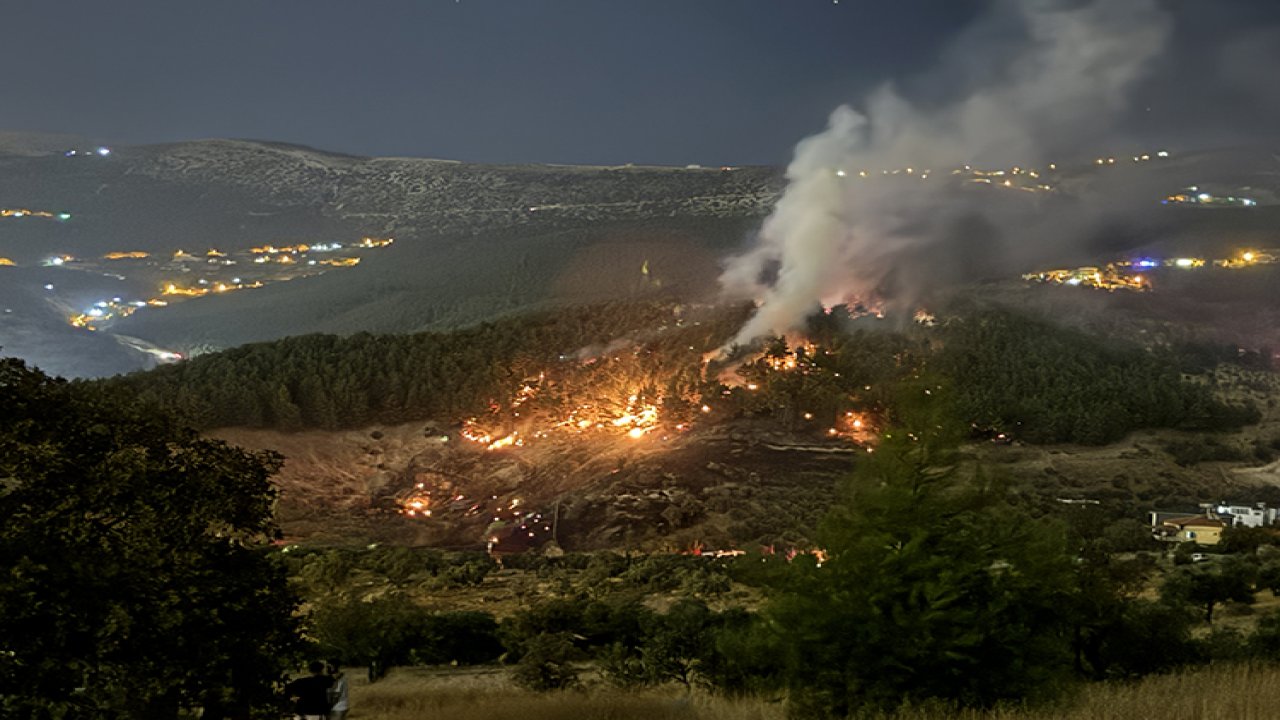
(114, 288), (1266, 555)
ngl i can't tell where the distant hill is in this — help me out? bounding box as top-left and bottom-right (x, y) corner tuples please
(3, 133), (1279, 377)
(0, 135), (780, 375)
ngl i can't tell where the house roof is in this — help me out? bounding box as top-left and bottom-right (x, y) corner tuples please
(1163, 515), (1226, 529)
(1151, 511), (1200, 525)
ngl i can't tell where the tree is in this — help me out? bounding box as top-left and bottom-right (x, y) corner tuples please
(637, 599), (714, 688)
(510, 633), (580, 691)
(1161, 558), (1258, 624)
(0, 358), (301, 719)
(413, 612), (503, 666)
(1218, 526), (1280, 556)
(310, 595), (431, 681)
(771, 385), (1078, 716)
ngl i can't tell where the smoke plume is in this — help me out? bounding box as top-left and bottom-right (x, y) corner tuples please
(721, 0), (1171, 348)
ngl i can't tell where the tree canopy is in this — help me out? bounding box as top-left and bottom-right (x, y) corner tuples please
(0, 358), (301, 719)
(770, 385), (1078, 715)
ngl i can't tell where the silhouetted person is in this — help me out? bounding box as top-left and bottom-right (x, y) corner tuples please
(326, 661), (349, 720)
(285, 660), (333, 720)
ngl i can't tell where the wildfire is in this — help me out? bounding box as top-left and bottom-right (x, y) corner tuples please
(460, 378), (667, 451)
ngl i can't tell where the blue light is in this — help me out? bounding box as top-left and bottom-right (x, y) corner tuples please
(1135, 259), (1158, 268)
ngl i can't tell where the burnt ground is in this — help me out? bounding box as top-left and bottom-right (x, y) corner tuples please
(217, 364), (1280, 555)
(215, 418), (860, 553)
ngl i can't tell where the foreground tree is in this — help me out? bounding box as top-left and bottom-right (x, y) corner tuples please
(771, 385), (1078, 717)
(0, 358), (301, 719)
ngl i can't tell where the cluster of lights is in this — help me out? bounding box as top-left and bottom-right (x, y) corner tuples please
(63, 146), (112, 157)
(1, 208), (71, 221)
(1095, 150), (1169, 165)
(831, 163), (1056, 192)
(70, 297), (170, 330)
(1163, 186), (1259, 208)
(54, 236), (394, 331)
(1025, 249), (1275, 293)
(1022, 266), (1149, 292)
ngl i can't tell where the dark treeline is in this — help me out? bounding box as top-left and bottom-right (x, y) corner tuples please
(97, 303), (1258, 446)
(100, 301), (743, 431)
(935, 312), (1260, 444)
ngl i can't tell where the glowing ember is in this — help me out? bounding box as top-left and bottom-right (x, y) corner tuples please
(396, 493), (433, 518)
(488, 433), (518, 450)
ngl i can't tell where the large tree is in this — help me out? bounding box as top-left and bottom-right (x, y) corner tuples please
(771, 385), (1078, 716)
(0, 358), (301, 719)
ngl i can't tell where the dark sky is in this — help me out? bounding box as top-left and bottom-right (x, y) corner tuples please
(3, 0), (1278, 165)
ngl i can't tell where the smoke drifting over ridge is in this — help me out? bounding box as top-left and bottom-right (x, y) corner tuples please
(721, 0), (1171, 347)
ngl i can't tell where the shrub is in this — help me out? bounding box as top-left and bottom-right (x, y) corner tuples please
(511, 633), (581, 691)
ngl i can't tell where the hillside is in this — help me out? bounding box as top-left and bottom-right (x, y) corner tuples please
(102, 300), (1276, 552)
(4, 135), (1280, 378)
(0, 136), (780, 376)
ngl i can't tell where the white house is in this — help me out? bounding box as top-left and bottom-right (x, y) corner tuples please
(1204, 502), (1278, 528)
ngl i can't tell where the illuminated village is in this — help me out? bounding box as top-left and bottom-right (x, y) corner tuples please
(54, 237), (394, 331)
(831, 147), (1175, 196)
(1, 207), (72, 221)
(1023, 248), (1277, 292)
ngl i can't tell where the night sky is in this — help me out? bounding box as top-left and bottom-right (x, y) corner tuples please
(3, 0), (1278, 165)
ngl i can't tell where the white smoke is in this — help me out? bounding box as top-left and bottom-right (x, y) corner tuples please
(721, 0), (1172, 348)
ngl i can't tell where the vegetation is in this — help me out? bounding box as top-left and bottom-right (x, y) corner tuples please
(272, 388), (1280, 715)
(935, 312), (1259, 444)
(10, 302), (1274, 716)
(335, 662), (1280, 720)
(100, 305), (1257, 449)
(104, 301), (744, 431)
(0, 358), (301, 719)
(770, 388), (1078, 716)
(310, 596), (502, 681)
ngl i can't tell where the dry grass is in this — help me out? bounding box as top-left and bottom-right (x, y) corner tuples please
(343, 661), (1280, 717)
(344, 663), (1280, 720)
(345, 666), (782, 720)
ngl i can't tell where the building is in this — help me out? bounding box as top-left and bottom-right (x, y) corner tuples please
(1156, 515), (1227, 546)
(1206, 503), (1278, 529)
(1149, 502), (1277, 545)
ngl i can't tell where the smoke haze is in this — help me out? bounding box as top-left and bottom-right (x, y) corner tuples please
(721, 0), (1173, 347)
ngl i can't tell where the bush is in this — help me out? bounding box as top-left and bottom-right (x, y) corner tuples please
(1164, 437), (1249, 466)
(412, 611), (503, 666)
(1091, 600), (1200, 678)
(511, 633), (581, 691)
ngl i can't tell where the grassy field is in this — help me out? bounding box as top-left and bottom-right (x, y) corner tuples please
(342, 662), (1280, 720)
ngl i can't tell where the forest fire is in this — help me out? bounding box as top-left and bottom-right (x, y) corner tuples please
(451, 330), (882, 457)
(460, 391), (664, 450)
